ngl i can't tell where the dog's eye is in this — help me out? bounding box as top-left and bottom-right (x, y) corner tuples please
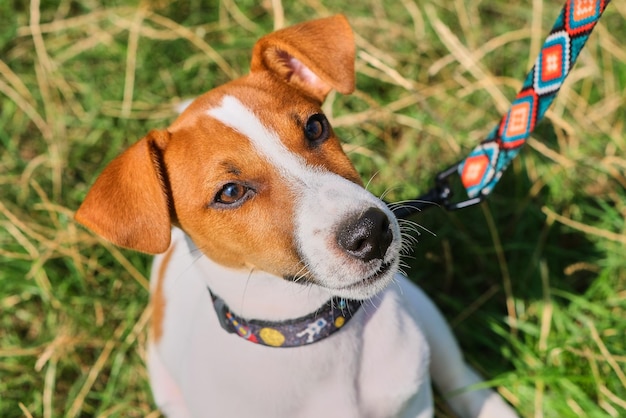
(304, 114), (330, 146)
(213, 183), (253, 208)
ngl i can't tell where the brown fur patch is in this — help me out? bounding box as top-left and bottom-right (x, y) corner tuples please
(150, 243), (176, 343)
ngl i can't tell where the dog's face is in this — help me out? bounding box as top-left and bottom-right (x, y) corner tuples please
(75, 15), (401, 299)
(167, 76), (402, 299)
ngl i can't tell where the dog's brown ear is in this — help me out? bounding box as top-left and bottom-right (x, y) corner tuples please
(250, 15), (355, 102)
(75, 130), (172, 254)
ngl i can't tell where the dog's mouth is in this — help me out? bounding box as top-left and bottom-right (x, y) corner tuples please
(349, 260), (394, 289)
(284, 259), (395, 292)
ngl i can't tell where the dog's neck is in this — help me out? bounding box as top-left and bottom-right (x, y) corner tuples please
(185, 235), (335, 322)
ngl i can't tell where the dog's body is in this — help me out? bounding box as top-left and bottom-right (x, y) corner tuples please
(147, 228), (511, 418)
(76, 15), (517, 418)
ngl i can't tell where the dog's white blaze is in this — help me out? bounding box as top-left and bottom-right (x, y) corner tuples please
(207, 95), (400, 299)
(207, 95), (312, 183)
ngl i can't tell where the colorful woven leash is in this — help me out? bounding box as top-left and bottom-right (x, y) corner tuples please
(393, 0), (611, 218)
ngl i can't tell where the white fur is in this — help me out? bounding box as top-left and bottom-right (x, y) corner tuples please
(151, 228), (430, 418)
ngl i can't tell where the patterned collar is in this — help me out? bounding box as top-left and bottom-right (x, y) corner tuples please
(208, 288), (362, 348)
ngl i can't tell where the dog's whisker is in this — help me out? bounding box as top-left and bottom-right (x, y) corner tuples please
(364, 171), (381, 192)
(379, 186), (399, 202)
(291, 265), (307, 281)
(400, 223), (421, 234)
(400, 231), (420, 243)
(399, 218), (436, 238)
(398, 217), (423, 229)
(291, 262), (310, 285)
(237, 267), (256, 316)
(389, 274), (406, 297)
(388, 199), (442, 211)
(356, 295), (380, 317)
(398, 261), (411, 273)
(400, 230), (421, 246)
(171, 245), (209, 285)
(400, 234), (420, 250)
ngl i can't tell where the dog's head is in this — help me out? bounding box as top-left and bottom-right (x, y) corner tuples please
(75, 15), (401, 300)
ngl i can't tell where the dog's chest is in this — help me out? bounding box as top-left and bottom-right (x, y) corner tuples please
(151, 231), (432, 417)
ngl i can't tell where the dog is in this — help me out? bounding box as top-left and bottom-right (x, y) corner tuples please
(75, 15), (518, 418)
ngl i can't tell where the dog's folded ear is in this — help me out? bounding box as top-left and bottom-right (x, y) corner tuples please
(250, 14), (355, 102)
(75, 130), (172, 254)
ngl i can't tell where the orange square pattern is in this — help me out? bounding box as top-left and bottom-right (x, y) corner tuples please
(573, 0), (598, 21)
(540, 45), (564, 82)
(505, 103), (531, 138)
(461, 155), (490, 188)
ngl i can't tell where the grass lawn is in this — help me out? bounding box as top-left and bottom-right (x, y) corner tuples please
(1, 0), (625, 417)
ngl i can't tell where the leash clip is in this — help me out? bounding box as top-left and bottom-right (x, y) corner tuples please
(390, 161), (485, 219)
(435, 162), (485, 211)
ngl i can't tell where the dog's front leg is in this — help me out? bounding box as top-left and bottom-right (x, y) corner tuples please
(147, 342), (191, 418)
(396, 276), (518, 418)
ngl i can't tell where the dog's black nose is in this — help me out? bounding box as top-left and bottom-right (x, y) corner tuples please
(337, 207), (393, 262)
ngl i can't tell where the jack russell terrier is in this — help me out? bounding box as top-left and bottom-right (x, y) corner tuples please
(75, 15), (518, 418)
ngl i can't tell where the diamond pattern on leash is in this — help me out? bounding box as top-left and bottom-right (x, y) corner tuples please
(460, 142), (500, 197)
(499, 90), (538, 149)
(533, 31), (570, 95)
(566, 0), (604, 35)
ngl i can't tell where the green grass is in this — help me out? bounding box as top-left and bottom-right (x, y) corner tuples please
(1, 1), (624, 417)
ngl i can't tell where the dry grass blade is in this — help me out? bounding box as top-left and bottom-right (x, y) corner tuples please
(0, 78), (51, 139)
(146, 13), (237, 80)
(587, 320), (626, 389)
(481, 204), (517, 336)
(66, 338), (117, 418)
(16, 7), (135, 36)
(423, 4), (510, 114)
(122, 7), (148, 118)
(542, 207), (626, 245)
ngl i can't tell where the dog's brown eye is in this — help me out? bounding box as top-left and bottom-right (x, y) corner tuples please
(214, 183), (252, 208)
(304, 114), (330, 146)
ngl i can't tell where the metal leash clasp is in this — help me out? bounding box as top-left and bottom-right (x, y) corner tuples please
(389, 161), (484, 219)
(435, 162), (485, 211)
